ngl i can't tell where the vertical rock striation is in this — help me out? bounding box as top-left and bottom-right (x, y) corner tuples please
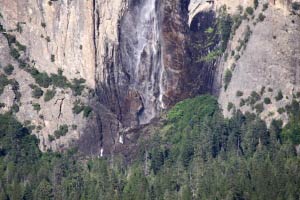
(96, 0), (194, 129)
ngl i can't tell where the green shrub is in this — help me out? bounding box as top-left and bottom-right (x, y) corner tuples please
(3, 64), (14, 75)
(10, 48), (20, 60)
(48, 134), (55, 142)
(254, 0), (259, 9)
(275, 90), (283, 101)
(0, 103), (5, 108)
(224, 69), (232, 90)
(72, 124), (77, 130)
(32, 103), (41, 111)
(72, 100), (84, 114)
(54, 124), (68, 139)
(227, 102), (234, 111)
(260, 86), (266, 95)
(264, 97), (271, 104)
(231, 63), (236, 70)
(277, 107), (285, 114)
(268, 111), (274, 117)
(3, 33), (16, 46)
(16, 22), (23, 33)
(70, 78), (86, 96)
(72, 101), (92, 117)
(244, 25), (252, 44)
(83, 106), (92, 118)
(205, 27), (214, 34)
(224, 52), (229, 61)
(44, 89), (56, 102)
(167, 95), (217, 125)
(249, 91), (261, 105)
(240, 98), (246, 107)
(231, 50), (235, 56)
(51, 54), (55, 62)
(258, 13), (266, 21)
(255, 103), (264, 113)
(15, 41), (26, 52)
(36, 125), (43, 132)
(11, 103), (19, 113)
(282, 110), (300, 144)
(246, 7), (254, 15)
(292, 2), (300, 10)
(218, 10), (233, 52)
(32, 71), (52, 88)
(237, 5), (244, 13)
(0, 74), (9, 95)
(10, 79), (21, 102)
(18, 60), (27, 69)
(50, 69), (69, 88)
(236, 91), (244, 97)
(262, 3), (269, 11)
(234, 54), (240, 61)
(200, 50), (222, 62)
(232, 14), (242, 35)
(31, 85), (44, 99)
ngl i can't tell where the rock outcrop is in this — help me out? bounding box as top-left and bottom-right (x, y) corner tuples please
(215, 0), (300, 124)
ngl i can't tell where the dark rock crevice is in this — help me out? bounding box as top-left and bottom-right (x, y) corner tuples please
(187, 11), (220, 95)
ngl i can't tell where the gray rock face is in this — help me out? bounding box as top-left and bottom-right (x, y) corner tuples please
(216, 1), (300, 124)
(1, 0), (299, 156)
(0, 0), (97, 87)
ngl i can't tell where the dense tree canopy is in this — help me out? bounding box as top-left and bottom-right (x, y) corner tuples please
(0, 95), (300, 199)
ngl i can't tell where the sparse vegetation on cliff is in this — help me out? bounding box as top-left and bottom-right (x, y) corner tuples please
(3, 64), (14, 75)
(51, 54), (55, 62)
(246, 7), (254, 15)
(30, 84), (44, 99)
(0, 74), (9, 95)
(32, 103), (41, 111)
(227, 102), (234, 111)
(10, 48), (20, 60)
(258, 13), (266, 22)
(54, 124), (69, 139)
(275, 90), (283, 101)
(44, 89), (56, 102)
(262, 3), (268, 11)
(236, 90), (244, 97)
(292, 2), (300, 10)
(254, 0), (259, 9)
(218, 7), (233, 52)
(254, 102), (264, 113)
(224, 69), (232, 90)
(72, 100), (92, 118)
(264, 97), (271, 104)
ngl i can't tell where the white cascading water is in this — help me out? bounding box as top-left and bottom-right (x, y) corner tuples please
(121, 0), (165, 124)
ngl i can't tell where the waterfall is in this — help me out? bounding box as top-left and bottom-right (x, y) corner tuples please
(120, 0), (164, 124)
